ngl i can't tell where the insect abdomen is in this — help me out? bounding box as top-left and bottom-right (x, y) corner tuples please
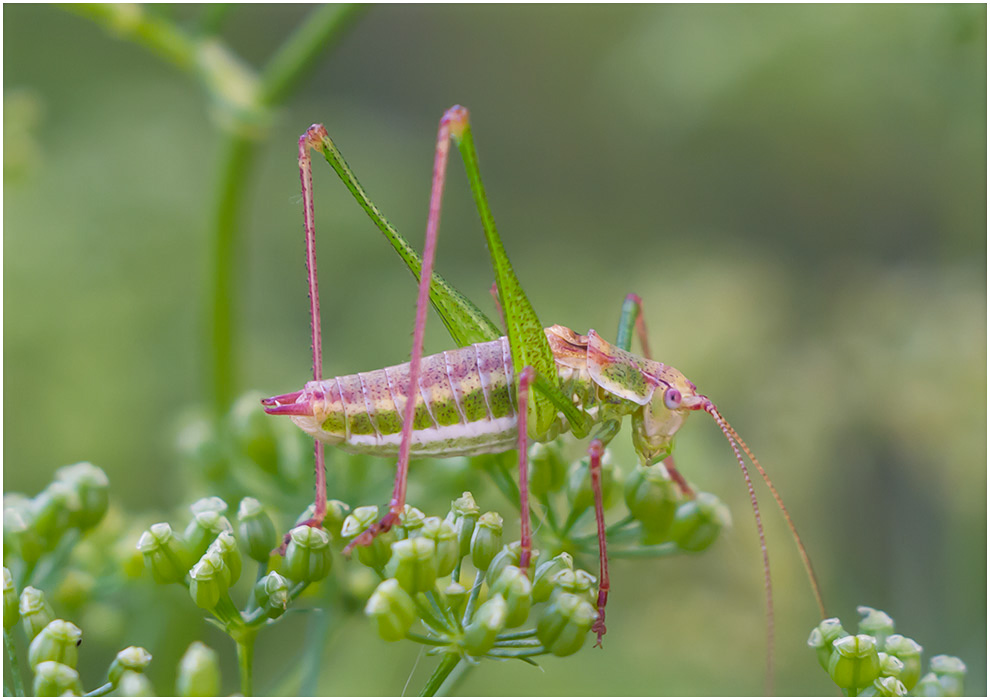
(300, 337), (520, 457)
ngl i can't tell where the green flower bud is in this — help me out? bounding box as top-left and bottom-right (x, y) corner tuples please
(624, 463), (680, 543)
(859, 676), (908, 697)
(857, 606), (895, 648)
(365, 579), (417, 642)
(4, 502), (44, 565)
(670, 492), (730, 552)
(398, 505), (426, 538)
(884, 635), (923, 690)
(528, 441), (566, 497)
(464, 594), (507, 655)
(176, 641), (220, 697)
(117, 670), (155, 696)
(108, 646), (152, 685)
(3, 567), (19, 631)
(491, 565), (532, 628)
(342, 506), (395, 570)
(486, 541), (537, 586)
(913, 672), (943, 696)
(190, 497), (228, 516)
(389, 538), (438, 594)
(30, 482), (79, 547)
(537, 592), (597, 657)
(470, 512), (503, 571)
(19, 586), (54, 640)
(323, 500), (351, 542)
(930, 655), (966, 696)
(282, 525), (332, 583)
(808, 618), (849, 671)
(136, 523), (191, 584)
(550, 568), (596, 605)
(447, 492), (480, 557)
(419, 517), (459, 577)
(28, 619), (82, 669)
(32, 660), (82, 697)
(253, 571), (290, 619)
(208, 531), (242, 586)
(444, 582), (467, 619)
(878, 652), (906, 680)
(54, 462), (109, 530)
(533, 553), (574, 603)
(236, 498), (277, 562)
(567, 450), (619, 514)
(183, 510), (233, 564)
(189, 552), (227, 610)
(828, 634), (881, 690)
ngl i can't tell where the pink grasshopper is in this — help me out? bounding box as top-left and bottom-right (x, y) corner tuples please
(262, 105), (825, 671)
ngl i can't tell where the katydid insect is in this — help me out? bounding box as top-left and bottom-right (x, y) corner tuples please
(262, 105), (826, 673)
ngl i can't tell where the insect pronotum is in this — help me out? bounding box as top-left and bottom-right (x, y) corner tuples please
(262, 105), (826, 683)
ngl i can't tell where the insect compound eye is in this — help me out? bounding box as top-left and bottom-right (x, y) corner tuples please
(663, 388), (682, 410)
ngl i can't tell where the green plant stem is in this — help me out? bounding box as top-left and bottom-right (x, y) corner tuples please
(420, 653), (461, 697)
(461, 571), (484, 627)
(208, 133), (255, 416)
(496, 628), (537, 641)
(434, 658), (472, 697)
(83, 682), (114, 697)
(3, 629), (25, 697)
(66, 4), (197, 72)
(259, 4), (366, 105)
(234, 627), (258, 697)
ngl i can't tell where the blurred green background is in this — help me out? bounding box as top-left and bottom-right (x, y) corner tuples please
(4, 4), (985, 695)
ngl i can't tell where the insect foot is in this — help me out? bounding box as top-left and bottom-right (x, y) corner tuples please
(809, 608), (968, 696)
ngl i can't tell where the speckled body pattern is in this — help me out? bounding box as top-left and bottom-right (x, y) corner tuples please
(287, 325), (699, 462)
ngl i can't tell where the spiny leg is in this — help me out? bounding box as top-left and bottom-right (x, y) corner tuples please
(275, 125), (334, 554)
(342, 109), (458, 553)
(587, 438), (610, 646)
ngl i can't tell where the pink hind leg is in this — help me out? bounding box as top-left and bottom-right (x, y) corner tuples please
(587, 439), (610, 645)
(275, 125), (334, 554)
(343, 108), (460, 553)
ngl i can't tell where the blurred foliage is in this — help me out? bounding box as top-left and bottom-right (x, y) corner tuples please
(3, 3), (986, 695)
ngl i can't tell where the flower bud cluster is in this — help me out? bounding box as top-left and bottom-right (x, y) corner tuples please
(4, 463), (109, 568)
(808, 608), (966, 696)
(344, 492), (599, 661)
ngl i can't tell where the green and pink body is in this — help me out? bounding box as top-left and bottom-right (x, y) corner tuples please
(267, 325), (707, 465)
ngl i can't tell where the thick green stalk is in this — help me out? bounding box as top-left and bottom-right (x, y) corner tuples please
(209, 134), (255, 416)
(234, 627), (258, 697)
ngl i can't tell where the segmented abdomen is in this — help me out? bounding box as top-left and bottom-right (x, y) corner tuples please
(298, 337), (520, 457)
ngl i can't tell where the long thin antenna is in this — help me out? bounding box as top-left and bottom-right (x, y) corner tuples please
(725, 424), (827, 619)
(705, 402), (774, 693)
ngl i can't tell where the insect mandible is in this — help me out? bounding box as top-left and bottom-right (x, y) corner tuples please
(262, 105), (826, 668)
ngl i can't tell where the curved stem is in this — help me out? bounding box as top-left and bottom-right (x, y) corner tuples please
(83, 682), (114, 697)
(259, 4), (366, 106)
(420, 653), (461, 697)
